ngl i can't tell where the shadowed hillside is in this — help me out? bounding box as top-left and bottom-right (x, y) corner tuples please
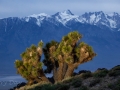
(10, 65), (120, 90)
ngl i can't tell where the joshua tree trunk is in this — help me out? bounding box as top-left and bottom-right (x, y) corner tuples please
(62, 62), (68, 78)
(53, 64), (57, 81)
(64, 62), (81, 79)
(41, 76), (50, 82)
(38, 69), (50, 82)
(27, 79), (34, 85)
(64, 65), (74, 79)
(35, 77), (42, 83)
(56, 63), (64, 82)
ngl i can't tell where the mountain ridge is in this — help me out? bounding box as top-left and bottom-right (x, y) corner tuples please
(0, 10), (120, 76)
(26, 10), (120, 30)
(1, 10), (120, 31)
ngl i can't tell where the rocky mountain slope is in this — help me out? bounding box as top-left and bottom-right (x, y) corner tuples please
(12, 65), (120, 90)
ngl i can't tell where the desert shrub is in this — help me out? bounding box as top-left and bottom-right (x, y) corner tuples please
(54, 83), (63, 89)
(62, 77), (74, 84)
(28, 84), (56, 90)
(111, 65), (120, 70)
(73, 72), (78, 76)
(79, 70), (91, 74)
(79, 86), (88, 90)
(108, 78), (120, 90)
(25, 81), (51, 90)
(108, 65), (120, 77)
(71, 79), (82, 88)
(81, 72), (92, 79)
(107, 83), (114, 89)
(93, 69), (108, 78)
(10, 82), (26, 90)
(117, 79), (120, 85)
(108, 70), (120, 77)
(89, 78), (101, 87)
(114, 79), (120, 90)
(30, 86), (42, 90)
(57, 84), (70, 90)
(108, 83), (120, 90)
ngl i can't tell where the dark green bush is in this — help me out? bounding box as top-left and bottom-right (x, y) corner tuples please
(115, 79), (120, 90)
(57, 84), (70, 90)
(108, 83), (120, 90)
(30, 83), (70, 90)
(108, 65), (120, 77)
(111, 65), (120, 70)
(107, 83), (115, 89)
(93, 69), (108, 78)
(33, 84), (56, 90)
(79, 86), (88, 90)
(89, 78), (101, 87)
(108, 78), (120, 90)
(71, 79), (82, 88)
(79, 70), (91, 74)
(108, 70), (120, 77)
(81, 72), (92, 79)
(63, 77), (74, 84)
(117, 79), (120, 85)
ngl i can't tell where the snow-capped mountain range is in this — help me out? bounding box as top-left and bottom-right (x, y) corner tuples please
(0, 10), (120, 76)
(20, 10), (120, 30)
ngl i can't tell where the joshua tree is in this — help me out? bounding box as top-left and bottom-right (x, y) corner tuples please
(43, 31), (96, 82)
(15, 31), (96, 84)
(15, 41), (49, 85)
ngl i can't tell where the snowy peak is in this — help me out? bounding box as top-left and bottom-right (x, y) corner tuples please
(82, 11), (105, 18)
(61, 10), (74, 15)
(53, 10), (78, 25)
(54, 10), (74, 16)
(83, 11), (104, 16)
(79, 11), (120, 29)
(108, 12), (119, 17)
(17, 10), (120, 30)
(80, 11), (106, 24)
(24, 13), (50, 26)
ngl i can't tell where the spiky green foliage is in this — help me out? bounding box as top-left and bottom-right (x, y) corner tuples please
(15, 42), (49, 85)
(15, 60), (23, 68)
(15, 31), (96, 84)
(43, 31), (96, 82)
(43, 40), (59, 74)
(38, 40), (44, 47)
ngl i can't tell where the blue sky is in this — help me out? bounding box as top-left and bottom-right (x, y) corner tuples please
(0, 0), (120, 18)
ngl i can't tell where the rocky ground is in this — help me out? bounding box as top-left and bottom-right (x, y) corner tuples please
(10, 65), (120, 90)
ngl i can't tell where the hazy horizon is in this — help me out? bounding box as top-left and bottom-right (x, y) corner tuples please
(0, 0), (120, 18)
